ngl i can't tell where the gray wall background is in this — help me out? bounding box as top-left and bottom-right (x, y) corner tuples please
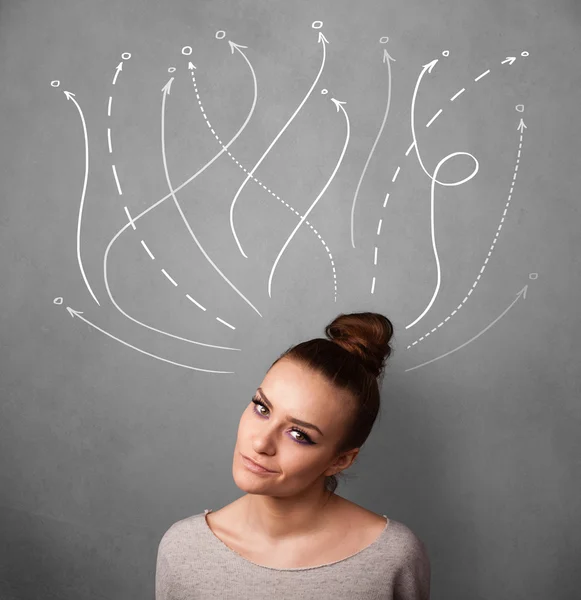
(1, 0), (580, 598)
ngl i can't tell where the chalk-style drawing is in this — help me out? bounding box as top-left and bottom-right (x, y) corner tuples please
(112, 61), (123, 85)
(406, 151), (479, 330)
(407, 115), (528, 349)
(216, 316), (235, 330)
(123, 206), (135, 230)
(474, 68), (490, 82)
(103, 45), (264, 348)
(140, 240), (155, 260)
(190, 67), (339, 301)
(267, 97), (350, 298)
(426, 108), (442, 127)
(410, 59), (478, 187)
(186, 294), (206, 311)
(161, 268), (178, 286)
(111, 164), (122, 195)
(65, 306), (238, 372)
(160, 75), (263, 317)
(450, 88), (465, 101)
(63, 90), (100, 306)
(405, 285), (529, 372)
(228, 30), (329, 259)
(351, 46), (395, 249)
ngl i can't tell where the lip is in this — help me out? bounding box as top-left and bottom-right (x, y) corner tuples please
(241, 454), (277, 474)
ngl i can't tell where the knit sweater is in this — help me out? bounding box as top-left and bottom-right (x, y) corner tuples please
(155, 509), (431, 599)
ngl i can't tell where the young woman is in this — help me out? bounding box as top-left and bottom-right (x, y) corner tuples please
(156, 312), (431, 599)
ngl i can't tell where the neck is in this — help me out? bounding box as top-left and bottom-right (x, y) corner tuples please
(239, 488), (338, 544)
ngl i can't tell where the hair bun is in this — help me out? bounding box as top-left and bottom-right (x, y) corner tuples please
(326, 312), (394, 379)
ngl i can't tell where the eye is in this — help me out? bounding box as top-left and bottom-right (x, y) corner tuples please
(251, 397), (315, 445)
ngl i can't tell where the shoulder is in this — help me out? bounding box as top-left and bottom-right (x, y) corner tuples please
(385, 520), (431, 599)
(387, 519), (430, 560)
(157, 512), (206, 557)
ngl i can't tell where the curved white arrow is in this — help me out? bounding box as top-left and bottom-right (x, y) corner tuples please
(407, 117), (528, 346)
(267, 98), (350, 298)
(410, 60), (479, 188)
(351, 48), (395, 249)
(66, 307), (236, 373)
(160, 78), (263, 317)
(64, 91), (100, 306)
(405, 151), (478, 330)
(230, 30), (329, 259)
(405, 285), (529, 372)
(103, 66), (264, 347)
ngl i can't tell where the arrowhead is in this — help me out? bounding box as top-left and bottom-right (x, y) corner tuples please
(188, 61), (196, 70)
(66, 306), (84, 318)
(228, 40), (248, 54)
(331, 98), (346, 112)
(63, 91), (75, 100)
(517, 118), (527, 131)
(116, 62), (123, 71)
(318, 32), (329, 44)
(383, 49), (396, 63)
(422, 59), (438, 73)
(502, 56), (517, 65)
(161, 78), (174, 95)
(517, 285), (528, 299)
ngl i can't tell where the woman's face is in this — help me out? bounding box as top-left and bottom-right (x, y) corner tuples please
(232, 358), (358, 497)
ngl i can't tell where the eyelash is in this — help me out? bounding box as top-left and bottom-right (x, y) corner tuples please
(251, 397), (315, 445)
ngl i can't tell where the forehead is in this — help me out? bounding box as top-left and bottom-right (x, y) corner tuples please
(261, 359), (352, 430)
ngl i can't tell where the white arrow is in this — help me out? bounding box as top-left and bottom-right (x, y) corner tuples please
(112, 62), (123, 85)
(228, 40), (248, 54)
(161, 77), (174, 95)
(410, 60), (441, 182)
(228, 28), (329, 259)
(406, 286), (529, 372)
(63, 90), (100, 306)
(501, 56), (517, 65)
(161, 71), (264, 321)
(331, 98), (347, 112)
(267, 98), (350, 298)
(66, 307), (235, 373)
(517, 118), (527, 132)
(351, 47), (395, 249)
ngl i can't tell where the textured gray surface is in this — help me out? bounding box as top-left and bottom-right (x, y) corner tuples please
(1, 0), (580, 598)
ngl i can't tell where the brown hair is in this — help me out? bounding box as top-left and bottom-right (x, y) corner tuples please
(268, 312), (394, 492)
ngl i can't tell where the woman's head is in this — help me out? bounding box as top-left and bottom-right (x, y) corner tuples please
(233, 312), (394, 498)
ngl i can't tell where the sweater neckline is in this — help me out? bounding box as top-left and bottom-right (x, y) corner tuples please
(202, 508), (391, 572)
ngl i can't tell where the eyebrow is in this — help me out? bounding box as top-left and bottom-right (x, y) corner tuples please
(257, 388), (324, 436)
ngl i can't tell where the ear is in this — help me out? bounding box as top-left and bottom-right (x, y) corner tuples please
(325, 448), (359, 477)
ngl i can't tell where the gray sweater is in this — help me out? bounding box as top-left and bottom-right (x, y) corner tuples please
(156, 509), (431, 599)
